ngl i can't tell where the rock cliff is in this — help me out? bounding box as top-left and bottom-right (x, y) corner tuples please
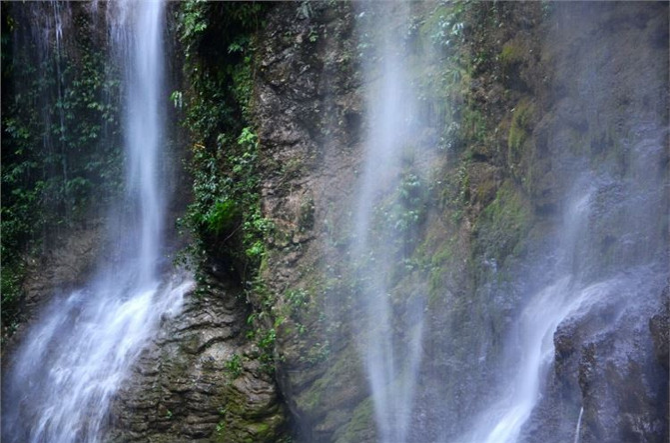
(3, 2), (667, 443)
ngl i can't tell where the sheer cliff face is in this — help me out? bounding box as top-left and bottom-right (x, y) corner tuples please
(252, 2), (668, 443)
(253, 3), (368, 441)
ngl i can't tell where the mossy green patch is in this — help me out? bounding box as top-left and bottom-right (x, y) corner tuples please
(500, 41), (524, 67)
(296, 343), (364, 415)
(508, 99), (535, 155)
(474, 180), (532, 266)
(333, 397), (376, 443)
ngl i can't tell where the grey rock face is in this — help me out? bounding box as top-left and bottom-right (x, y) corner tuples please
(649, 285), (669, 372)
(107, 274), (286, 443)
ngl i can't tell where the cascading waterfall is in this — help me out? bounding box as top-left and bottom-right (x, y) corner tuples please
(461, 187), (597, 443)
(457, 5), (669, 442)
(1, 2), (192, 442)
(112, 0), (166, 287)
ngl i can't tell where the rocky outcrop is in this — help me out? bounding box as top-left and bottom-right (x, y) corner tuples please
(532, 282), (669, 443)
(521, 3), (669, 443)
(108, 271), (286, 443)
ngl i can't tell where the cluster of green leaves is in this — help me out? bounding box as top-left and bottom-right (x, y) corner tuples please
(373, 169), (428, 249)
(1, 4), (122, 332)
(177, 1), (285, 376)
(177, 1), (270, 280)
(429, 1), (468, 48)
(224, 353), (243, 379)
(185, 127), (269, 269)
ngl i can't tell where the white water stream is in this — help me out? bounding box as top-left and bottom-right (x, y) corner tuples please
(352, 4), (426, 443)
(573, 407), (584, 443)
(2, 2), (192, 442)
(460, 189), (595, 443)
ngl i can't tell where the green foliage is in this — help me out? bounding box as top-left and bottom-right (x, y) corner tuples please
(1, 262), (25, 336)
(374, 170), (428, 244)
(285, 288), (309, 314)
(177, 0), (281, 377)
(224, 353), (244, 379)
(207, 199), (239, 237)
(1, 4), (122, 332)
(500, 42), (524, 67)
(461, 107), (487, 144)
(183, 125), (270, 272)
(430, 5), (466, 48)
(415, 2), (468, 51)
(178, 2), (271, 279)
(257, 327), (277, 374)
(475, 181), (531, 265)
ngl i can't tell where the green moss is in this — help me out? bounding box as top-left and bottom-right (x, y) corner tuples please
(462, 107), (488, 144)
(508, 99), (535, 154)
(500, 41), (524, 67)
(295, 343), (364, 419)
(244, 421), (271, 440)
(205, 199), (240, 237)
(475, 180), (532, 265)
(333, 397), (376, 443)
(428, 239), (455, 302)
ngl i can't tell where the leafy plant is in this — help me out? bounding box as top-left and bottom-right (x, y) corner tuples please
(224, 353), (243, 379)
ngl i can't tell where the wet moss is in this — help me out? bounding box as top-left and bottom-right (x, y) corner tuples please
(474, 180), (532, 266)
(508, 98), (535, 155)
(500, 41), (524, 67)
(333, 397), (376, 443)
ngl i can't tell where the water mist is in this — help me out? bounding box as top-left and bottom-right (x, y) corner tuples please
(352, 4), (428, 442)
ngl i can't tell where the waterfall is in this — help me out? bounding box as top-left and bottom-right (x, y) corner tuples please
(347, 4), (667, 443)
(460, 187), (596, 443)
(1, 2), (192, 442)
(573, 407), (584, 443)
(112, 0), (167, 288)
(456, 4), (669, 442)
(352, 3), (428, 442)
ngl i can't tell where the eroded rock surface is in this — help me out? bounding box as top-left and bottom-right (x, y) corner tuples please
(108, 272), (286, 443)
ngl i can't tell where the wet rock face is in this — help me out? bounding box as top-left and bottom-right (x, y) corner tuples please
(649, 285), (669, 371)
(526, 283), (669, 443)
(107, 274), (286, 443)
(1, 221), (105, 364)
(521, 2), (669, 443)
(254, 3), (372, 442)
(577, 303), (667, 443)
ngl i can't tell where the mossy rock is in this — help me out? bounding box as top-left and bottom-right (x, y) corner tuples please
(508, 98), (535, 155)
(474, 180), (532, 266)
(500, 41), (524, 67)
(333, 397), (377, 443)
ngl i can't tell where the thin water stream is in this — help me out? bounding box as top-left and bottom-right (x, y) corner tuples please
(352, 4), (426, 443)
(573, 407), (584, 443)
